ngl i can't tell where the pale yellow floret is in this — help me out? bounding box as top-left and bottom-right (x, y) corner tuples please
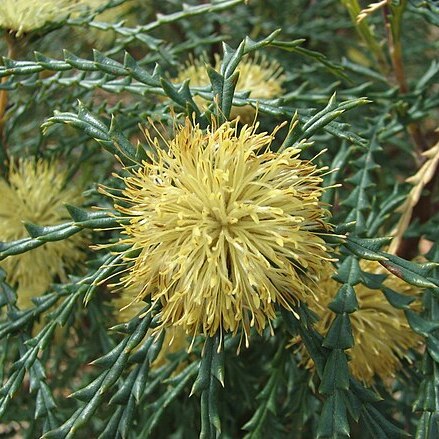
(103, 118), (332, 344)
(0, 159), (86, 308)
(306, 260), (421, 385)
(175, 54), (285, 124)
(0, 0), (96, 36)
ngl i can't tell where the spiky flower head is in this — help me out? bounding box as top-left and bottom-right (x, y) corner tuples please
(175, 54), (285, 124)
(104, 118), (332, 343)
(0, 159), (86, 308)
(306, 260), (421, 385)
(0, 0), (95, 36)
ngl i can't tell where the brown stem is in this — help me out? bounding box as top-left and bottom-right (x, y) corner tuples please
(381, 6), (435, 258)
(383, 6), (427, 157)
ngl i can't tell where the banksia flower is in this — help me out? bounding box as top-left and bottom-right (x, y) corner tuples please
(103, 118), (332, 343)
(0, 0), (90, 36)
(175, 54), (285, 123)
(0, 159), (86, 308)
(306, 260), (421, 385)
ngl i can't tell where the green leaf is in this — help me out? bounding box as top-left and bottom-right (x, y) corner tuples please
(191, 333), (223, 438)
(406, 310), (439, 336)
(381, 286), (416, 309)
(415, 412), (439, 439)
(323, 314), (354, 350)
(319, 350), (350, 394)
(414, 379), (439, 411)
(93, 50), (127, 76)
(362, 404), (410, 438)
(329, 284), (359, 314)
(426, 336), (439, 364)
(317, 391), (350, 438)
(344, 236), (391, 261)
(243, 344), (285, 438)
(380, 255), (439, 289)
(333, 256), (361, 285)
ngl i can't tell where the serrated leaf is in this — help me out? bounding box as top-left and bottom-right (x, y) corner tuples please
(362, 404), (411, 438)
(70, 376), (106, 402)
(93, 50), (127, 76)
(345, 390), (362, 422)
(380, 255), (439, 288)
(35, 382), (57, 419)
(109, 369), (137, 405)
(319, 350), (350, 394)
(317, 391), (350, 438)
(333, 256), (361, 285)
(344, 236), (391, 260)
(329, 284), (359, 314)
(323, 314), (354, 350)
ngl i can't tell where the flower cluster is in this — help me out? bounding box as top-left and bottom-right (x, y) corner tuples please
(0, 0), (89, 36)
(0, 0), (132, 37)
(105, 118), (332, 343)
(175, 54), (285, 123)
(0, 159), (86, 308)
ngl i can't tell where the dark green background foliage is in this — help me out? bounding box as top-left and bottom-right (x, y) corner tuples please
(0, 0), (438, 437)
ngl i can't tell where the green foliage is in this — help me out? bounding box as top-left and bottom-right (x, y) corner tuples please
(0, 0), (438, 437)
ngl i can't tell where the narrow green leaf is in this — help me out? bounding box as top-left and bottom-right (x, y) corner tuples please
(406, 310), (439, 336)
(380, 255), (439, 288)
(344, 236), (391, 261)
(381, 286), (416, 309)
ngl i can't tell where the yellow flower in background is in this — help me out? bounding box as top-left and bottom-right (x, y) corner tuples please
(74, 0), (139, 48)
(112, 288), (187, 368)
(0, 0), (90, 36)
(306, 260), (421, 385)
(175, 54), (285, 123)
(111, 286), (147, 323)
(103, 118), (332, 343)
(0, 159), (86, 308)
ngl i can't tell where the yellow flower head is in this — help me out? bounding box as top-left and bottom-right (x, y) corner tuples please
(175, 54), (285, 124)
(0, 159), (86, 308)
(0, 0), (91, 36)
(307, 260), (421, 385)
(104, 118), (332, 343)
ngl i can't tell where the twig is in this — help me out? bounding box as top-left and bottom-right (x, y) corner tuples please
(382, 4), (435, 258)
